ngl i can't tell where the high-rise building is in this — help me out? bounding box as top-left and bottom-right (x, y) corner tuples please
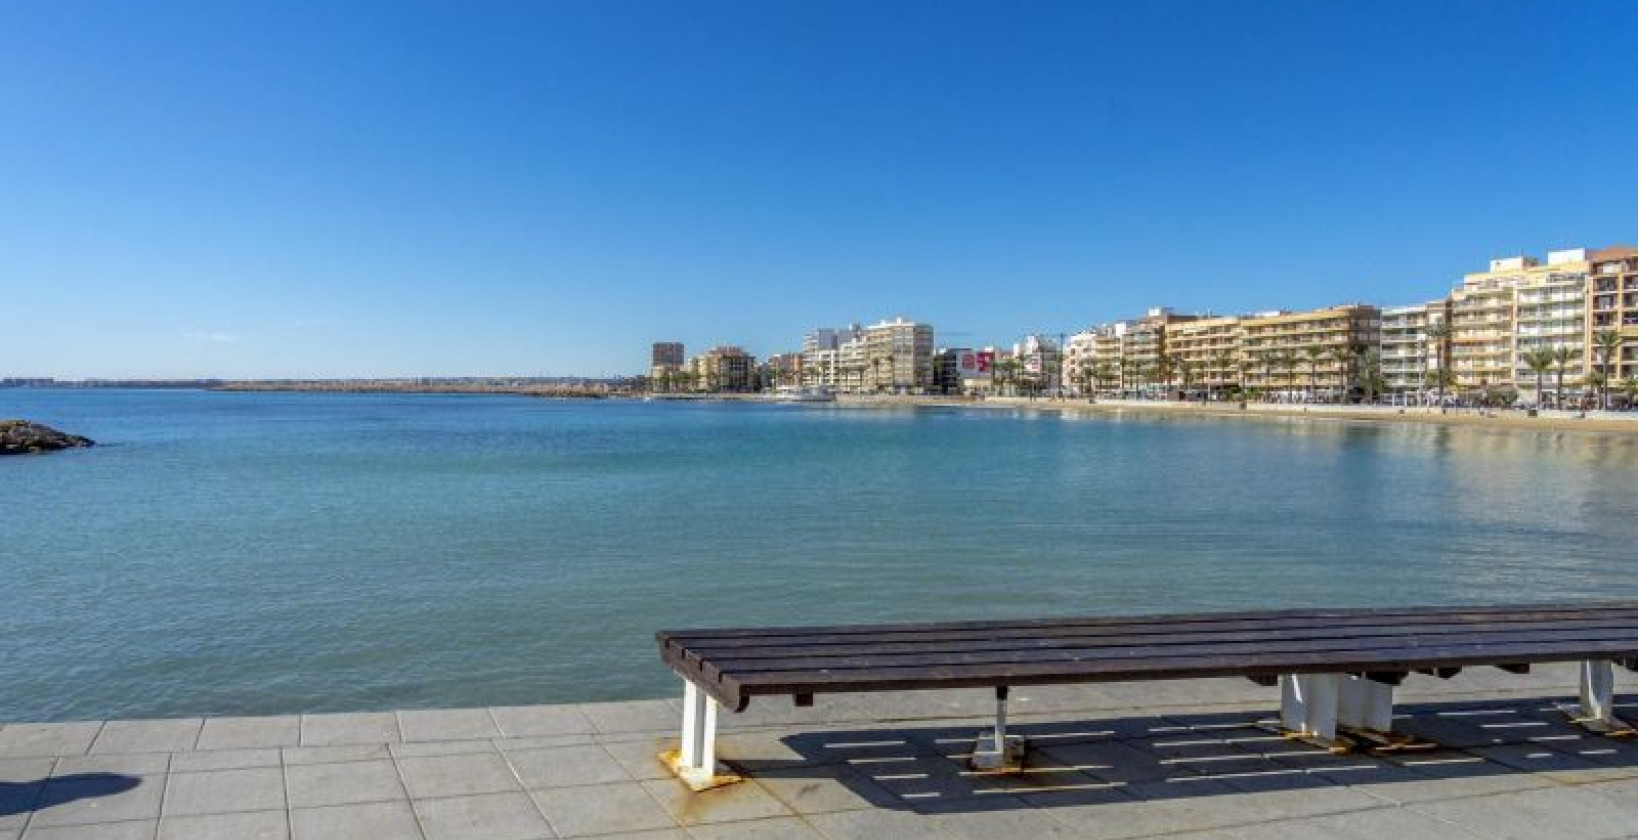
(1449, 249), (1589, 397)
(862, 317), (934, 392)
(1589, 245), (1638, 385)
(1379, 301), (1449, 396)
(651, 342), (685, 368)
(689, 346), (758, 393)
(1164, 315), (1244, 393)
(1241, 305), (1381, 395)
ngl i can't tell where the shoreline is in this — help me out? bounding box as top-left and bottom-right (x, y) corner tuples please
(829, 393), (1638, 435)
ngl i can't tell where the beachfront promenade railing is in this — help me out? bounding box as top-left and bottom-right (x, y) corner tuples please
(657, 603), (1638, 790)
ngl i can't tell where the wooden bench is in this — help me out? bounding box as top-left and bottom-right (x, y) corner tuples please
(656, 603), (1638, 788)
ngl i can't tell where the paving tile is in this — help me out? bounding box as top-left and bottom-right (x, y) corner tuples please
(289, 800), (422, 840)
(53, 755), (171, 777)
(531, 781), (678, 836)
(750, 764), (897, 814)
(1362, 751), (1559, 803)
(1216, 806), (1491, 839)
(282, 744), (392, 766)
(0, 782), (38, 832)
(158, 809), (289, 840)
(397, 709), (501, 743)
(490, 705), (597, 739)
(397, 752), (520, 799)
(168, 749), (281, 774)
(414, 791), (552, 840)
(505, 744), (630, 789)
(390, 740), (497, 759)
(684, 816), (829, 839)
(286, 759), (405, 808)
(642, 778), (793, 826)
(582, 701), (679, 735)
(803, 808), (955, 840)
(195, 717), (300, 751)
(0, 758), (53, 783)
(91, 720), (202, 755)
(1038, 739), (1187, 783)
(22, 819), (158, 839)
(597, 736), (676, 781)
(921, 795), (1090, 839)
(29, 773), (163, 827)
(1410, 785), (1638, 839)
(299, 713), (399, 747)
(0, 723), (103, 758)
(161, 767), (285, 816)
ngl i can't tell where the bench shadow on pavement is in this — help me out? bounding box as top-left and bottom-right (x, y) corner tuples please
(0, 772), (141, 818)
(725, 695), (1638, 815)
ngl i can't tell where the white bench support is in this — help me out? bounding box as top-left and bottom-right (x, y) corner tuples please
(1279, 674), (1342, 745)
(1569, 659), (1633, 735)
(1337, 674), (1395, 732)
(662, 678), (741, 790)
(970, 685), (1027, 771)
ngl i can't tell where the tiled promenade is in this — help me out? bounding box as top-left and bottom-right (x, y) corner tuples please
(1, 664), (1634, 840)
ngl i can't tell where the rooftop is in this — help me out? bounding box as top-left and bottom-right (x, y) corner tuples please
(1, 663), (1634, 839)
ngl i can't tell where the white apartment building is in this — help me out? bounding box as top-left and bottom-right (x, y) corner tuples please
(1379, 301), (1447, 396)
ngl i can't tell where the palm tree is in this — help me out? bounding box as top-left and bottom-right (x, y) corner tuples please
(1592, 329), (1624, 410)
(1302, 346), (1324, 403)
(1326, 346), (1355, 404)
(1078, 362), (1097, 402)
(1208, 349), (1235, 402)
(1275, 350), (1300, 400)
(1094, 359), (1114, 397)
(1258, 353), (1279, 401)
(1359, 349), (1386, 404)
(1624, 375), (1638, 409)
(1521, 347), (1555, 410)
(1550, 344), (1576, 409)
(1155, 354), (1175, 398)
(1424, 321), (1452, 412)
(1175, 356), (1195, 401)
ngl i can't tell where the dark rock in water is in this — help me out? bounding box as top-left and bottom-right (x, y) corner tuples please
(0, 420), (95, 455)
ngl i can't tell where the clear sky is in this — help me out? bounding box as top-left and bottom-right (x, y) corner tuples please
(3, 1), (1636, 379)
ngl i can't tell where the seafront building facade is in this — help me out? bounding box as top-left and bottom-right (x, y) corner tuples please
(1590, 246), (1638, 384)
(645, 242), (1636, 404)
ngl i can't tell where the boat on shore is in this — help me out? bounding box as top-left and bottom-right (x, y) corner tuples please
(768, 385), (836, 403)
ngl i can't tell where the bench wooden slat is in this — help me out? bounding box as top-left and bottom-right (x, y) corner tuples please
(675, 616), (1638, 661)
(700, 628), (1638, 677)
(660, 602), (1638, 643)
(693, 623), (1638, 672)
(726, 639), (1638, 694)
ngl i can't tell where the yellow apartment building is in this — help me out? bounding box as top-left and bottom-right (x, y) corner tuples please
(1241, 305), (1381, 394)
(1589, 245), (1638, 384)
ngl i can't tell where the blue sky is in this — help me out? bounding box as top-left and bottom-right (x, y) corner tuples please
(3, 1), (1636, 378)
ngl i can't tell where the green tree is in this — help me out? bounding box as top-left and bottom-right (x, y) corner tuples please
(1592, 329), (1625, 410)
(1303, 346), (1324, 403)
(1522, 347), (1556, 409)
(1550, 344), (1576, 409)
(1424, 320), (1452, 411)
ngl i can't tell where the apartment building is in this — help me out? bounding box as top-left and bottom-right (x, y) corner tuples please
(1062, 331), (1099, 394)
(1589, 245), (1638, 383)
(1014, 334), (1063, 393)
(1451, 250), (1588, 395)
(862, 317), (935, 392)
(801, 325), (861, 388)
(1241, 305), (1381, 394)
(1164, 315), (1243, 391)
(1379, 301), (1448, 395)
(689, 346), (758, 393)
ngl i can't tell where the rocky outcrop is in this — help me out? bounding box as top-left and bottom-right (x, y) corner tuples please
(0, 420), (95, 455)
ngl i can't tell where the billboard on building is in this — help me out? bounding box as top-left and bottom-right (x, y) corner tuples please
(964, 350), (993, 380)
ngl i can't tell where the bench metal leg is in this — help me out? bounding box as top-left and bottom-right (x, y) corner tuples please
(1337, 675), (1394, 732)
(970, 686), (1027, 771)
(662, 678), (741, 790)
(1568, 659), (1634, 736)
(1279, 674), (1343, 748)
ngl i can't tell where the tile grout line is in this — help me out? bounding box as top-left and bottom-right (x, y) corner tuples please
(385, 717), (433, 840)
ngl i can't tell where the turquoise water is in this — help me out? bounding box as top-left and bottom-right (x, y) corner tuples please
(3, 389), (1637, 722)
